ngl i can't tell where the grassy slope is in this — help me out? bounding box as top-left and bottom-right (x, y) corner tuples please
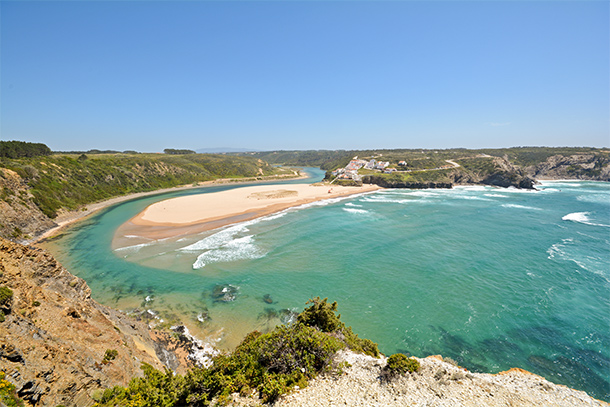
(0, 153), (285, 218)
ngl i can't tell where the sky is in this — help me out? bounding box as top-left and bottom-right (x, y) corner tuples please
(1, 1), (608, 153)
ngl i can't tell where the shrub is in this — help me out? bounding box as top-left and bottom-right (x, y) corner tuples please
(298, 297), (380, 357)
(0, 371), (24, 407)
(0, 286), (13, 308)
(102, 349), (118, 364)
(297, 297), (342, 332)
(381, 353), (420, 381)
(96, 298), (380, 406)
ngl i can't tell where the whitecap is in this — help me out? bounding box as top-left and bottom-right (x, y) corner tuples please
(484, 193), (509, 198)
(360, 197), (415, 204)
(452, 185), (490, 192)
(192, 235), (266, 269)
(263, 212), (287, 221)
(501, 203), (542, 211)
(547, 238), (609, 281)
(179, 223), (250, 252)
(562, 212), (610, 228)
(453, 195), (493, 201)
(345, 202), (363, 208)
(343, 207), (370, 215)
(114, 241), (155, 254)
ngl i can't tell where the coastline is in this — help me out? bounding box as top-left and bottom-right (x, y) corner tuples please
(31, 172), (306, 244)
(114, 183), (382, 244)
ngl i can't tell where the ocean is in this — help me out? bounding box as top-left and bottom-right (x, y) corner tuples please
(42, 168), (610, 401)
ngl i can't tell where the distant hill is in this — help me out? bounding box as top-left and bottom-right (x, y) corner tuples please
(196, 147), (259, 154)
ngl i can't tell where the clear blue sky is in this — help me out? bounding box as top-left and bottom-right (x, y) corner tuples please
(1, 1), (608, 152)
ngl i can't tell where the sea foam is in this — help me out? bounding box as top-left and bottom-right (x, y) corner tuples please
(562, 212), (609, 228)
(192, 235), (265, 269)
(501, 203), (542, 211)
(343, 207), (370, 215)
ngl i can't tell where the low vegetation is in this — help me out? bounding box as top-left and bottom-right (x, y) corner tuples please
(0, 152), (284, 218)
(381, 353), (420, 381)
(96, 298), (379, 406)
(0, 372), (24, 407)
(0, 141), (51, 159)
(102, 349), (119, 364)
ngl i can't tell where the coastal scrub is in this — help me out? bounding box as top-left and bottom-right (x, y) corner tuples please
(96, 298), (379, 406)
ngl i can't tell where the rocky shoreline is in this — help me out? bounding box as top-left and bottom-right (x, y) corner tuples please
(0, 238), (194, 406)
(0, 238), (607, 406)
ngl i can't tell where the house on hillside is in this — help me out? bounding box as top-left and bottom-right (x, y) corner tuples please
(346, 160), (364, 171)
(375, 161), (390, 170)
(331, 168), (345, 177)
(364, 159), (377, 170)
(398, 161), (407, 166)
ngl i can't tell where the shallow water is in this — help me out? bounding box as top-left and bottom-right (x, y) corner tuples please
(43, 173), (610, 401)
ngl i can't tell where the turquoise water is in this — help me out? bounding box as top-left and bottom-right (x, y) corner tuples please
(44, 171), (610, 401)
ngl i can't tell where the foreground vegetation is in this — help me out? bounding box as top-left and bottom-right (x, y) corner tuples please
(95, 298), (390, 406)
(0, 152), (286, 219)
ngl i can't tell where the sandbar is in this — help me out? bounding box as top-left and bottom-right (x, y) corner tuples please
(114, 183), (380, 245)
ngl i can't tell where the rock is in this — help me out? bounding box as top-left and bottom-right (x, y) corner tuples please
(0, 168), (56, 242)
(0, 238), (194, 406)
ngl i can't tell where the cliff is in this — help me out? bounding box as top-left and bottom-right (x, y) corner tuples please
(363, 156), (536, 190)
(0, 238), (193, 407)
(0, 239), (606, 407)
(0, 168), (56, 242)
(272, 351), (608, 407)
(525, 154), (610, 181)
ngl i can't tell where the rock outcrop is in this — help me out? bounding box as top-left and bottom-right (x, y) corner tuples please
(0, 238), (193, 407)
(0, 169), (55, 242)
(271, 351), (607, 407)
(361, 175), (453, 189)
(525, 154), (610, 181)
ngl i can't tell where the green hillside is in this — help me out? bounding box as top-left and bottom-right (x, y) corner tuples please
(0, 152), (285, 219)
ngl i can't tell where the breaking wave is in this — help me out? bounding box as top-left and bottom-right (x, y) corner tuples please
(342, 207), (370, 215)
(192, 235), (265, 269)
(562, 212), (610, 228)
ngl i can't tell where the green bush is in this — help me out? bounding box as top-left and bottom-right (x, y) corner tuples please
(102, 349), (118, 364)
(0, 286), (13, 308)
(0, 371), (24, 407)
(381, 353), (420, 380)
(95, 298), (383, 406)
(298, 297), (380, 357)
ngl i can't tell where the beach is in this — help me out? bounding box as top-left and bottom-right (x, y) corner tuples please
(114, 183), (381, 246)
(32, 172), (305, 244)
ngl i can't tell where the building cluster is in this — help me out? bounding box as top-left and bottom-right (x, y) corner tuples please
(331, 157), (409, 181)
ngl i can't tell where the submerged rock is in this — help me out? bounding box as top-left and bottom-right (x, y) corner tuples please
(211, 284), (239, 302)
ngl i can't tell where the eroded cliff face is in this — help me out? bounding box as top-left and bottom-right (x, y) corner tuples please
(525, 154), (610, 181)
(0, 238), (193, 407)
(0, 169), (55, 242)
(461, 156), (535, 189)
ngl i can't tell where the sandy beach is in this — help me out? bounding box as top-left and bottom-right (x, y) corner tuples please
(31, 172), (305, 244)
(114, 183), (380, 245)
